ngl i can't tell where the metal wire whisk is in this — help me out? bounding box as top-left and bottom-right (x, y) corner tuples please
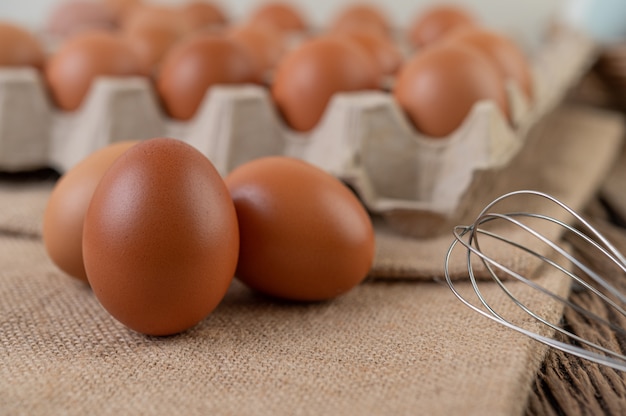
(444, 190), (626, 371)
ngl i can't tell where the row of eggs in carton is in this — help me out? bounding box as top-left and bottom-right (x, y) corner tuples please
(0, 25), (594, 237)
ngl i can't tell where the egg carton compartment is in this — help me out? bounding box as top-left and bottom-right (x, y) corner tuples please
(0, 71), (165, 173)
(0, 26), (595, 237)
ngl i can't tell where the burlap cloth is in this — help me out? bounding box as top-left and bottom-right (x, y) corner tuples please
(0, 105), (623, 415)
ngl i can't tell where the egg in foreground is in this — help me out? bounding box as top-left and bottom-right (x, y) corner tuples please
(83, 138), (239, 335)
(43, 141), (138, 283)
(225, 156), (375, 302)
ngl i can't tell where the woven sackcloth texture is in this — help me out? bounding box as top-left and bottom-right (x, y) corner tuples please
(0, 177), (53, 237)
(0, 233), (570, 416)
(0, 105), (623, 281)
(0, 105), (623, 415)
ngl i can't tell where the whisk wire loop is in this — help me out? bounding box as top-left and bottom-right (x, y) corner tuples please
(453, 223), (626, 361)
(470, 212), (626, 314)
(445, 190), (626, 371)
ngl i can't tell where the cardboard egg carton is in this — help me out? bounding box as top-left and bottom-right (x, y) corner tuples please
(0, 26), (595, 237)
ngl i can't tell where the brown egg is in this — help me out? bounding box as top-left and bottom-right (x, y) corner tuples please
(225, 156), (375, 302)
(45, 31), (145, 111)
(228, 24), (285, 82)
(83, 138), (239, 336)
(124, 23), (181, 75)
(408, 5), (476, 48)
(272, 36), (379, 132)
(393, 42), (508, 138)
(248, 2), (307, 34)
(43, 141), (138, 283)
(446, 28), (533, 100)
(339, 30), (403, 75)
(330, 4), (391, 38)
(0, 22), (45, 69)
(103, 0), (142, 23)
(46, 0), (117, 37)
(157, 34), (255, 120)
(121, 4), (191, 38)
(181, 1), (228, 30)
(120, 4), (192, 76)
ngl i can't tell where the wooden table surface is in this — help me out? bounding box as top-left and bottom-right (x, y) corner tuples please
(525, 136), (626, 415)
(526, 68), (626, 414)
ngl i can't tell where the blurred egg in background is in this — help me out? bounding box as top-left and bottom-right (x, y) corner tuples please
(46, 0), (117, 37)
(0, 1), (586, 55)
(45, 30), (145, 110)
(271, 35), (379, 132)
(157, 33), (256, 120)
(0, 21), (45, 68)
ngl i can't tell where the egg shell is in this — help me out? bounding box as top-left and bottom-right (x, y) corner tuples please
(157, 33), (256, 120)
(123, 23), (181, 75)
(339, 30), (403, 75)
(228, 24), (285, 83)
(181, 1), (228, 30)
(46, 0), (117, 37)
(393, 42), (509, 137)
(225, 156), (375, 302)
(330, 4), (391, 38)
(0, 22), (45, 69)
(408, 5), (476, 48)
(103, 0), (142, 22)
(83, 138), (239, 336)
(271, 36), (379, 132)
(45, 31), (145, 111)
(43, 141), (138, 282)
(121, 4), (191, 38)
(445, 27), (534, 101)
(247, 2), (307, 34)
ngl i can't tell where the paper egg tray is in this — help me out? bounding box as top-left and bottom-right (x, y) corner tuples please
(0, 26), (595, 238)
